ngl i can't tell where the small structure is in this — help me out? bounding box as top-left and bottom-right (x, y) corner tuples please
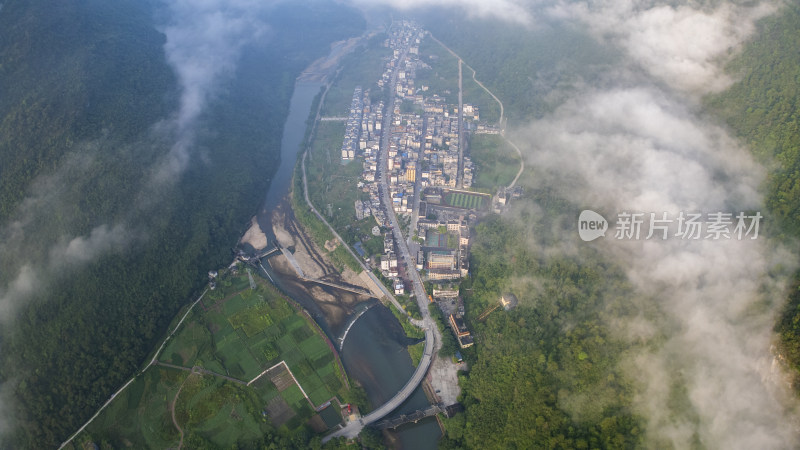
(476, 292), (519, 322)
(499, 293), (518, 311)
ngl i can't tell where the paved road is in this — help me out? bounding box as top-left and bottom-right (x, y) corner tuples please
(155, 362), (247, 385)
(299, 67), (420, 325)
(456, 58), (464, 189)
(376, 41), (441, 335)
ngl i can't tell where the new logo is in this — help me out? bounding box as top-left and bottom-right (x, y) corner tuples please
(578, 210), (608, 241)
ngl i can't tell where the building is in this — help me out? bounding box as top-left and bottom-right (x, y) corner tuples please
(355, 200), (366, 220)
(449, 314), (469, 337)
(427, 269), (461, 280)
(433, 288), (459, 299)
(448, 314), (474, 348)
(427, 250), (455, 270)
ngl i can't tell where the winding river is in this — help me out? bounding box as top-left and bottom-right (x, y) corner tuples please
(253, 72), (441, 447)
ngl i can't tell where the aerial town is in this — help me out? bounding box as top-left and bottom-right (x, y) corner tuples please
(337, 21), (514, 348)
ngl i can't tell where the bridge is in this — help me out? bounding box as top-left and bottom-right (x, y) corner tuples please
(323, 326), (435, 442)
(372, 403), (446, 430)
(252, 244), (280, 259)
(306, 277), (371, 297)
(253, 242), (372, 297)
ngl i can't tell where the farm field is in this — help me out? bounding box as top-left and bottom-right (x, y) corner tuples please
(70, 267), (349, 449)
(468, 134), (521, 191)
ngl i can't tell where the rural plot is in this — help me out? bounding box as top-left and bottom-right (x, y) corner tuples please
(82, 368), (186, 449)
(161, 318), (210, 366)
(265, 395), (296, 427)
(173, 376), (266, 447)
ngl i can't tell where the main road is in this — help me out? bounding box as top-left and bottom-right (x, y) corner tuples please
(377, 48), (431, 319)
(324, 36), (443, 443)
(428, 33), (524, 189)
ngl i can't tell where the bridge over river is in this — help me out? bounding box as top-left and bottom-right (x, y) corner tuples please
(373, 403), (446, 430)
(323, 326), (435, 442)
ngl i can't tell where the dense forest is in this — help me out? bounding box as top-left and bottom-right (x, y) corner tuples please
(706, 4), (800, 385)
(439, 214), (642, 449)
(0, 0), (363, 447)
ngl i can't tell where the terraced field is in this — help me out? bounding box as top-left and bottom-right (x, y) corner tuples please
(73, 268), (348, 448)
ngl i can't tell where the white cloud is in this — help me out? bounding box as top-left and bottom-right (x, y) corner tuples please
(348, 0), (533, 24)
(0, 224), (132, 323)
(513, 80), (798, 448)
(155, 0), (278, 181)
(546, 0), (776, 93)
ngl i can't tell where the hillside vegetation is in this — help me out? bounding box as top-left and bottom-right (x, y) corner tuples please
(706, 4), (800, 385)
(0, 1), (363, 447)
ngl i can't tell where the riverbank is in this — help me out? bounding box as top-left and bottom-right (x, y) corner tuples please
(267, 198), (373, 333)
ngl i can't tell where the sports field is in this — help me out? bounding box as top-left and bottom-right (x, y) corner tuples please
(444, 191), (488, 210)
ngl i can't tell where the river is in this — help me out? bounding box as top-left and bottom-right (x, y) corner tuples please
(253, 74), (441, 447)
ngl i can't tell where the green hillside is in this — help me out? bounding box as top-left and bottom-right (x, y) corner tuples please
(0, 1), (363, 447)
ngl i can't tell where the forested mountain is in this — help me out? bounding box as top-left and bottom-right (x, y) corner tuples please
(706, 4), (800, 386)
(0, 1), (363, 447)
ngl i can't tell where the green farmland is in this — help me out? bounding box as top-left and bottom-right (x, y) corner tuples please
(70, 267), (348, 449)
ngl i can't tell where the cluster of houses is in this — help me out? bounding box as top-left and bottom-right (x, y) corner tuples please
(337, 22), (518, 345)
(351, 20), (490, 228)
(340, 87), (364, 161)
